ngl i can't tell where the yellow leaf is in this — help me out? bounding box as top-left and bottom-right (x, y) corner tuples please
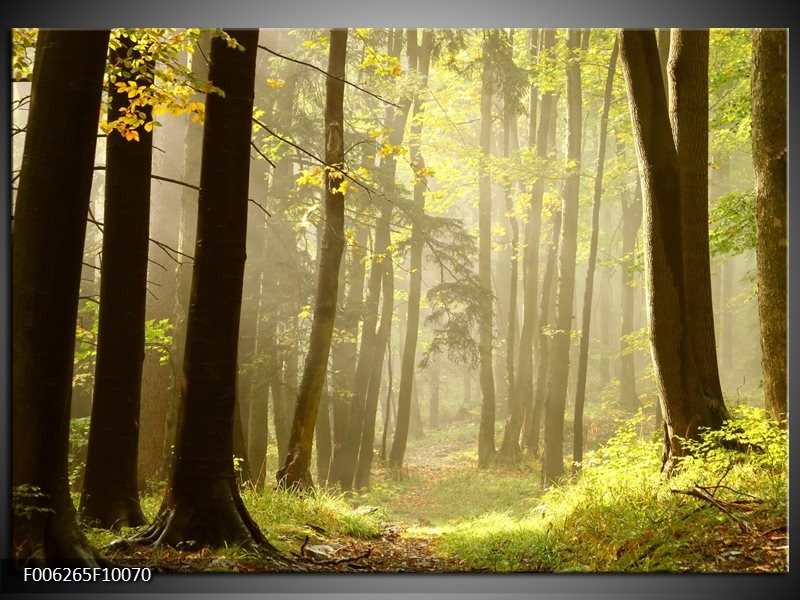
(144, 121), (154, 133)
(266, 78), (286, 88)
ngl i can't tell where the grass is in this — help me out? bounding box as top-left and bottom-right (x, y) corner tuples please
(430, 406), (788, 572)
(75, 404), (786, 573)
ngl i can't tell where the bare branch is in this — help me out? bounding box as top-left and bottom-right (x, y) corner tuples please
(257, 43), (401, 108)
(251, 141), (276, 168)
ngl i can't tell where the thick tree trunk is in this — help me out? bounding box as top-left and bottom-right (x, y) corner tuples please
(542, 28), (582, 486)
(278, 29), (349, 490)
(669, 29), (728, 426)
(132, 30), (276, 550)
(12, 29), (110, 566)
(80, 33), (153, 529)
(165, 31), (209, 478)
(752, 29), (787, 425)
(478, 29), (498, 467)
(390, 28), (433, 470)
(619, 29), (723, 473)
(572, 38), (617, 472)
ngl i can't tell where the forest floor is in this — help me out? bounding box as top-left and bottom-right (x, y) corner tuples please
(94, 416), (787, 574)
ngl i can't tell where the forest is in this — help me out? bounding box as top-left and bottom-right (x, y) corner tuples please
(8, 27), (787, 574)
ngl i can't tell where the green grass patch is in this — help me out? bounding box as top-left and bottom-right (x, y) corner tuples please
(433, 407), (787, 572)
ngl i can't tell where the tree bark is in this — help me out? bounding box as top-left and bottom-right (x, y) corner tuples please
(278, 29), (349, 490)
(752, 28), (787, 425)
(12, 29), (110, 565)
(390, 28), (433, 470)
(163, 31), (209, 479)
(477, 29), (498, 467)
(80, 33), (153, 529)
(131, 30), (274, 550)
(619, 29), (724, 473)
(542, 28), (582, 486)
(619, 178), (642, 411)
(356, 256), (395, 487)
(524, 96), (559, 456)
(572, 37), (618, 472)
(499, 28), (552, 464)
(669, 29), (728, 425)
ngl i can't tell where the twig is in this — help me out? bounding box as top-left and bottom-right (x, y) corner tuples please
(251, 141), (276, 169)
(252, 117), (384, 200)
(670, 486), (753, 532)
(257, 43), (401, 108)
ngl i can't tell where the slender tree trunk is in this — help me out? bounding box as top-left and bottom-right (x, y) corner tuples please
(131, 30), (275, 550)
(390, 28), (433, 470)
(503, 30), (520, 419)
(524, 97), (560, 456)
(356, 258), (394, 487)
(543, 28), (582, 486)
(478, 29), (498, 467)
(573, 37), (618, 472)
(278, 29), (348, 490)
(619, 180), (642, 411)
(429, 364), (440, 428)
(721, 256), (734, 370)
(669, 29), (728, 426)
(499, 28), (551, 464)
(12, 29), (110, 566)
(80, 33), (153, 529)
(380, 329), (394, 460)
(751, 29), (787, 425)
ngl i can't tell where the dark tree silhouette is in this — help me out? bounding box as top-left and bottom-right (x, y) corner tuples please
(12, 29), (110, 565)
(131, 30), (278, 550)
(80, 32), (153, 530)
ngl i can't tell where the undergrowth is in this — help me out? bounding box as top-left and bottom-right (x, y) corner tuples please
(431, 406), (787, 572)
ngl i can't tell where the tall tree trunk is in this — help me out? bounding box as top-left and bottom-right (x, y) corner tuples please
(573, 37), (618, 472)
(132, 30), (274, 550)
(524, 96), (560, 456)
(751, 29), (787, 425)
(356, 258), (394, 487)
(619, 178), (642, 411)
(163, 31), (209, 479)
(329, 222), (367, 479)
(12, 29), (110, 566)
(499, 28), (551, 464)
(390, 28), (433, 470)
(669, 29), (728, 425)
(619, 29), (724, 473)
(542, 28), (582, 486)
(330, 28), (409, 489)
(477, 29), (498, 467)
(380, 328), (394, 460)
(80, 33), (153, 529)
(278, 29), (348, 490)
(503, 30), (520, 418)
(721, 256), (734, 370)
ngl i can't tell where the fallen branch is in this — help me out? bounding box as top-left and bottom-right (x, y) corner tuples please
(670, 485), (756, 532)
